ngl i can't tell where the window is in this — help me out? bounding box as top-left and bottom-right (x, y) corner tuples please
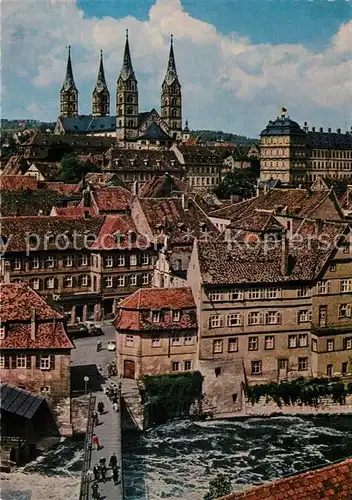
(228, 289), (244, 301)
(16, 354), (27, 368)
(265, 311), (281, 325)
(339, 304), (351, 318)
(105, 256), (113, 268)
(105, 276), (113, 288)
(289, 335), (297, 348)
(343, 246), (350, 254)
(40, 355), (51, 370)
(248, 288), (261, 300)
(265, 288), (281, 299)
(265, 336), (274, 350)
(65, 255), (73, 267)
(141, 254), (149, 265)
(152, 311), (161, 323)
(172, 361), (180, 372)
(327, 364), (333, 377)
(46, 277), (55, 289)
(327, 339), (334, 352)
(297, 286), (310, 297)
(298, 310), (311, 323)
(31, 257), (39, 269)
(342, 362), (348, 374)
(343, 337), (352, 350)
(184, 360), (192, 371)
(79, 254), (88, 266)
(340, 279), (351, 293)
(228, 338), (238, 352)
(209, 290), (222, 301)
(64, 276), (73, 288)
(298, 334), (308, 347)
(215, 367), (221, 377)
(117, 276), (125, 287)
(248, 312), (261, 325)
(130, 274), (137, 286)
(172, 310), (180, 322)
(172, 334), (181, 346)
(0, 325), (5, 340)
(130, 254), (137, 266)
(311, 339), (317, 352)
(227, 314), (241, 327)
(46, 256), (55, 268)
(32, 278), (40, 290)
(125, 335), (134, 347)
(251, 360), (262, 375)
(0, 354), (5, 368)
(152, 335), (161, 347)
(213, 339), (223, 353)
(13, 258), (21, 270)
(319, 306), (327, 327)
(248, 336), (258, 351)
(317, 281), (330, 295)
(40, 386), (51, 394)
(142, 274), (149, 285)
(209, 315), (223, 328)
(81, 275), (88, 287)
(298, 357), (308, 371)
(184, 334), (194, 345)
(117, 255), (125, 267)
(330, 264), (336, 272)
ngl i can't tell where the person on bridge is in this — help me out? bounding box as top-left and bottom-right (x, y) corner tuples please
(109, 452), (117, 469)
(92, 410), (99, 426)
(112, 401), (119, 413)
(100, 464), (107, 483)
(97, 401), (104, 414)
(93, 465), (100, 482)
(92, 434), (100, 450)
(112, 465), (119, 485)
(91, 482), (100, 499)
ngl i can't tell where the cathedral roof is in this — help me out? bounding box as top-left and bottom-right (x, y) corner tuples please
(93, 50), (108, 94)
(118, 29), (136, 82)
(139, 122), (171, 141)
(163, 35), (179, 86)
(260, 116), (306, 136)
(61, 46), (77, 92)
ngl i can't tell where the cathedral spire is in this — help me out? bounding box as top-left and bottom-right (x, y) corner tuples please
(94, 50), (108, 93)
(62, 46), (76, 91)
(119, 29), (135, 81)
(164, 34), (178, 86)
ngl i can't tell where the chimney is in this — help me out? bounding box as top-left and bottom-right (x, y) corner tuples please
(181, 193), (189, 211)
(132, 181), (138, 196)
(303, 121), (308, 132)
(328, 128), (331, 133)
(83, 210), (90, 220)
(312, 127), (315, 132)
(337, 128), (341, 134)
(31, 308), (36, 341)
(319, 127), (323, 133)
(83, 189), (91, 207)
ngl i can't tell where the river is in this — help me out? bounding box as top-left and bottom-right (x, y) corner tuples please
(12, 415), (352, 500)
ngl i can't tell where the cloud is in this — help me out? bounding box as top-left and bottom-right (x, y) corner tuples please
(1, 0), (351, 137)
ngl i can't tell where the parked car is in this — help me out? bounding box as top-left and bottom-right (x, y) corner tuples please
(89, 326), (104, 337)
(107, 341), (116, 351)
(66, 323), (89, 339)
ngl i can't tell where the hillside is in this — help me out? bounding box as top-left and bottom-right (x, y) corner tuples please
(190, 130), (257, 145)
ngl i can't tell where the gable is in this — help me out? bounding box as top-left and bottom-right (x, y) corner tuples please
(138, 109), (169, 135)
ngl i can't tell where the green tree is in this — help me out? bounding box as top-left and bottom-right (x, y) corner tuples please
(204, 474), (233, 500)
(214, 168), (256, 199)
(59, 152), (101, 183)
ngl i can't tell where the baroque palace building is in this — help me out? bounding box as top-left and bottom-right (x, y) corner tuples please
(54, 32), (185, 146)
(260, 110), (352, 185)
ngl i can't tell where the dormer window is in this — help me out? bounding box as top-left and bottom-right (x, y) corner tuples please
(155, 224), (164, 234)
(152, 311), (161, 323)
(0, 324), (6, 340)
(172, 310), (180, 322)
(115, 232), (124, 244)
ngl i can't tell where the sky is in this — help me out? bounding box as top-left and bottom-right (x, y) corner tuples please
(2, 0), (351, 137)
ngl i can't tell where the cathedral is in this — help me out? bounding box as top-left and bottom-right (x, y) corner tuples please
(54, 31), (186, 146)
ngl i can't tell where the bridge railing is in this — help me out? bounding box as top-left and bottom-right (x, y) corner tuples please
(79, 393), (96, 500)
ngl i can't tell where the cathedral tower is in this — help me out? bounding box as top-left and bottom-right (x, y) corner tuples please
(92, 50), (110, 117)
(60, 46), (78, 118)
(116, 30), (139, 142)
(161, 35), (182, 140)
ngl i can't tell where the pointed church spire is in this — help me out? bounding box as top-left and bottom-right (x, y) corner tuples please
(94, 50), (108, 93)
(164, 34), (178, 85)
(62, 46), (76, 91)
(119, 29), (135, 81)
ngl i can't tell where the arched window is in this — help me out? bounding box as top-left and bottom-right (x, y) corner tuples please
(127, 95), (133, 103)
(118, 107), (122, 116)
(119, 120), (122, 127)
(119, 95), (123, 103)
(127, 107), (133, 115)
(171, 109), (177, 117)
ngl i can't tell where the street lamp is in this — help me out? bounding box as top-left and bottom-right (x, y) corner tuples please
(84, 376), (89, 395)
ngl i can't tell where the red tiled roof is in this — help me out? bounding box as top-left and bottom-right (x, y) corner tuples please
(0, 283), (73, 350)
(89, 186), (134, 213)
(53, 205), (96, 218)
(41, 182), (81, 195)
(226, 210), (283, 233)
(138, 175), (193, 198)
(2, 155), (30, 175)
(0, 175), (38, 191)
(114, 287), (197, 332)
(217, 458), (352, 500)
(91, 215), (149, 250)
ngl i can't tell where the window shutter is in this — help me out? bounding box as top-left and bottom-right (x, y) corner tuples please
(308, 310), (312, 321)
(4, 355), (9, 369)
(259, 312), (264, 325)
(26, 355), (32, 369)
(327, 281), (330, 293)
(297, 312), (300, 324)
(39, 279), (43, 291)
(239, 314), (244, 326)
(347, 305), (351, 318)
(113, 276), (118, 288)
(36, 355), (41, 369)
(11, 356), (16, 369)
(53, 257), (57, 268)
(219, 316), (224, 327)
(208, 317), (212, 329)
(277, 312), (282, 324)
(50, 355), (55, 370)
(54, 277), (58, 290)
(87, 275), (91, 287)
(226, 315), (230, 327)
(264, 312), (269, 325)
